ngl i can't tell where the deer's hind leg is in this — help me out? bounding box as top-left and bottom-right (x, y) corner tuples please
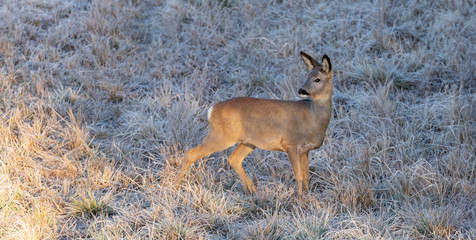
(174, 131), (235, 189)
(228, 143), (256, 193)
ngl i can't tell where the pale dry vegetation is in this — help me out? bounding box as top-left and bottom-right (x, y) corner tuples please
(0, 0), (475, 239)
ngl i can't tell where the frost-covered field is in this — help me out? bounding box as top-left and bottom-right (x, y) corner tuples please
(0, 0), (474, 239)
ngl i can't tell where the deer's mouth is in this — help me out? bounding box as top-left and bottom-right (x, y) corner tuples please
(298, 88), (310, 97)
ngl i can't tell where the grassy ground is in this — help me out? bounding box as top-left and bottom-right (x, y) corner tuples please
(0, 0), (475, 239)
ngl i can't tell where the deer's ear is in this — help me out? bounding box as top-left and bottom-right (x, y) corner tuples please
(300, 51), (319, 71)
(321, 54), (332, 73)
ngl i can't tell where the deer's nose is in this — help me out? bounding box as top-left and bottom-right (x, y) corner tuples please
(298, 89), (309, 96)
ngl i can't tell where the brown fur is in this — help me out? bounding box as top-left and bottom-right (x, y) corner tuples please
(174, 52), (333, 194)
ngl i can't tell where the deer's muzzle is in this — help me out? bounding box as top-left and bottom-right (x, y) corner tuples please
(298, 89), (310, 96)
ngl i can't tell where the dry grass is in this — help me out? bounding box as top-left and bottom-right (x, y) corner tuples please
(0, 0), (475, 239)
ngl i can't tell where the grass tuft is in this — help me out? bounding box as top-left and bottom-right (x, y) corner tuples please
(70, 192), (115, 218)
(151, 218), (203, 240)
(246, 214), (284, 240)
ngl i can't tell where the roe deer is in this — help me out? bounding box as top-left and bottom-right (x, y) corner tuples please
(174, 52), (333, 194)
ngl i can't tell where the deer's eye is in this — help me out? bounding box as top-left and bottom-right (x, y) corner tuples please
(314, 78), (321, 82)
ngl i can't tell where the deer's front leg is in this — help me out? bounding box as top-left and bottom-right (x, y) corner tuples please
(300, 151), (309, 193)
(287, 147), (303, 195)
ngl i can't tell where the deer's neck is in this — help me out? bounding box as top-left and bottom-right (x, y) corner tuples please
(310, 96), (332, 117)
(308, 89), (332, 131)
